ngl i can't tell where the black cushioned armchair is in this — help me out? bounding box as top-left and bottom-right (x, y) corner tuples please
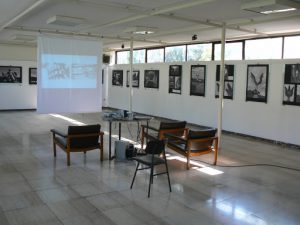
(166, 129), (218, 169)
(141, 121), (188, 148)
(50, 124), (104, 166)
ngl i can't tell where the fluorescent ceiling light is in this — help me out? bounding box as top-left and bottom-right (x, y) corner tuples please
(11, 34), (36, 41)
(124, 26), (157, 35)
(241, 0), (300, 14)
(47, 15), (84, 27)
(260, 7), (296, 14)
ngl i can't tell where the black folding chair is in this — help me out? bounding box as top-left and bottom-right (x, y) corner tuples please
(130, 140), (171, 197)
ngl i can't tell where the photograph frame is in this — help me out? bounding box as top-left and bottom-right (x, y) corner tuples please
(112, 70), (123, 86)
(29, 67), (37, 85)
(126, 70), (140, 88)
(282, 64), (300, 106)
(144, 70), (159, 89)
(169, 65), (182, 94)
(190, 65), (206, 96)
(0, 66), (22, 83)
(246, 64), (269, 103)
(215, 64), (234, 99)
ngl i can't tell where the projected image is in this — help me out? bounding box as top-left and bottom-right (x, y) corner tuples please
(41, 54), (98, 88)
(0, 66), (22, 83)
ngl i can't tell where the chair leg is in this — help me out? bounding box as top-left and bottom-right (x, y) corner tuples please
(187, 156), (190, 170)
(100, 135), (104, 161)
(67, 152), (70, 166)
(130, 162), (139, 189)
(148, 166), (154, 198)
(141, 129), (145, 149)
(165, 162), (172, 193)
(53, 143), (56, 157)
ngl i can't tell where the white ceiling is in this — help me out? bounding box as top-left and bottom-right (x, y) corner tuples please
(0, 0), (300, 52)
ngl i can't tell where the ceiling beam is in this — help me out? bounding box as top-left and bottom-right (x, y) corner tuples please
(5, 26), (167, 45)
(0, 0), (49, 32)
(78, 0), (218, 32)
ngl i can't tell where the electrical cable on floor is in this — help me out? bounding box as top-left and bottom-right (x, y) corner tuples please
(191, 159), (300, 172)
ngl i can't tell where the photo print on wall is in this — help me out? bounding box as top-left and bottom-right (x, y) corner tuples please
(246, 64), (269, 103)
(0, 66), (22, 83)
(29, 68), (37, 84)
(283, 64), (300, 106)
(169, 65), (182, 94)
(112, 70), (123, 86)
(144, 70), (159, 89)
(190, 65), (206, 96)
(126, 70), (140, 88)
(215, 65), (234, 99)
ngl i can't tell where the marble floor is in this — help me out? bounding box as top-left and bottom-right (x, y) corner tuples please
(0, 110), (300, 225)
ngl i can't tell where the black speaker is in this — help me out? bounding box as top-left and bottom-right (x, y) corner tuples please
(103, 54), (110, 64)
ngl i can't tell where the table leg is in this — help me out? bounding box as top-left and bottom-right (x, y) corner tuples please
(119, 122), (121, 140)
(109, 121), (112, 160)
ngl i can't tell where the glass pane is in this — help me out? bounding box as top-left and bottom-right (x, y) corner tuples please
(133, 49), (145, 64)
(214, 42), (243, 60)
(187, 43), (212, 61)
(147, 48), (164, 63)
(245, 37), (283, 59)
(117, 51), (129, 64)
(284, 36), (300, 59)
(165, 45), (186, 62)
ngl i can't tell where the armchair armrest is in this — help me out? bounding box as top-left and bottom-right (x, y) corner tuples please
(141, 124), (159, 132)
(188, 136), (218, 143)
(164, 132), (187, 142)
(50, 129), (67, 138)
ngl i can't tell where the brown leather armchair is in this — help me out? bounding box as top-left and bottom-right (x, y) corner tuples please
(166, 129), (218, 169)
(50, 124), (104, 166)
(141, 121), (188, 148)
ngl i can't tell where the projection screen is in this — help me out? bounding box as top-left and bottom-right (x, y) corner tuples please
(37, 35), (102, 113)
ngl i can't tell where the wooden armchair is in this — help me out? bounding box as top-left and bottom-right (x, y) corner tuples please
(166, 129), (218, 169)
(50, 124), (104, 166)
(141, 121), (188, 148)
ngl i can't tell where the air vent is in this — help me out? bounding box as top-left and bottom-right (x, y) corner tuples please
(241, 0), (300, 14)
(47, 15), (84, 27)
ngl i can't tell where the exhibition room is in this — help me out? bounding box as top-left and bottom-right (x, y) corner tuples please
(1, 0), (300, 224)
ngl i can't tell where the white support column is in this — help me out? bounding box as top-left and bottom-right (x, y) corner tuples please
(217, 23), (226, 149)
(129, 38), (133, 112)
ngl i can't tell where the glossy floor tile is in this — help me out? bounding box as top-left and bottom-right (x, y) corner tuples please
(0, 110), (300, 225)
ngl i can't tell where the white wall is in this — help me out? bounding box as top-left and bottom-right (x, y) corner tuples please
(0, 44), (37, 110)
(108, 59), (300, 146)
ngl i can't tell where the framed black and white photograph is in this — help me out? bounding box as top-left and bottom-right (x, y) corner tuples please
(126, 70), (140, 88)
(283, 64), (300, 106)
(190, 65), (206, 96)
(246, 64), (269, 103)
(144, 70), (159, 89)
(29, 68), (37, 84)
(169, 65), (182, 94)
(215, 65), (234, 99)
(0, 66), (22, 83)
(112, 70), (123, 86)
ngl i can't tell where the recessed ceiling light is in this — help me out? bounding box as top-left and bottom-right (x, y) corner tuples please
(260, 7), (296, 14)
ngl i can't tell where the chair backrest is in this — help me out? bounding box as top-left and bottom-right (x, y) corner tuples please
(68, 124), (101, 148)
(159, 121), (186, 130)
(187, 129), (217, 151)
(145, 140), (165, 155)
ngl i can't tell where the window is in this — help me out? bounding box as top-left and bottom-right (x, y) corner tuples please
(214, 42), (243, 60)
(116, 51), (129, 64)
(245, 37), (283, 59)
(284, 36), (300, 59)
(187, 43), (212, 61)
(147, 48), (164, 63)
(133, 49), (145, 64)
(165, 45), (186, 62)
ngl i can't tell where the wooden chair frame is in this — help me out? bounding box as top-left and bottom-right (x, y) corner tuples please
(51, 129), (104, 166)
(166, 133), (218, 169)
